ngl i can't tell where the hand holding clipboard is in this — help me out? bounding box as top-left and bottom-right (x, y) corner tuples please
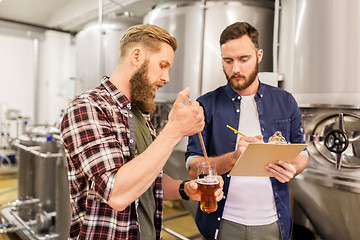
(227, 126), (307, 177)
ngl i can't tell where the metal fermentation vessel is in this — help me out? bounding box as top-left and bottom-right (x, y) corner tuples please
(277, 0), (360, 239)
(75, 16), (141, 94)
(144, 0), (275, 102)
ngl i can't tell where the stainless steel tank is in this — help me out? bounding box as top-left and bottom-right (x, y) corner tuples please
(9, 127), (70, 239)
(277, 0), (360, 239)
(277, 0), (360, 106)
(290, 107), (360, 240)
(34, 135), (60, 214)
(75, 16), (141, 94)
(144, 0), (275, 102)
(17, 137), (38, 201)
(16, 137), (39, 221)
(55, 146), (71, 240)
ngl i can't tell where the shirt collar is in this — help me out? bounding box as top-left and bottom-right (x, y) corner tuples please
(256, 79), (265, 99)
(101, 76), (131, 109)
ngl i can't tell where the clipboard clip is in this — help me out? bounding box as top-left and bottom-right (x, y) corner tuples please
(268, 131), (287, 144)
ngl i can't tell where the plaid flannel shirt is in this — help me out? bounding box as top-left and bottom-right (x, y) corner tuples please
(61, 76), (163, 240)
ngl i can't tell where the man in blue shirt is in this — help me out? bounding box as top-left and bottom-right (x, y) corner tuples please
(185, 22), (308, 240)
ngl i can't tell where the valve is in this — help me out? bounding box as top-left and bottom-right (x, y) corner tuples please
(324, 129), (349, 154)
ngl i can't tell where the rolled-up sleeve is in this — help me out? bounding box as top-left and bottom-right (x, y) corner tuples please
(62, 97), (125, 202)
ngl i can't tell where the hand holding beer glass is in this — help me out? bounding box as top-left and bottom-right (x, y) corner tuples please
(196, 161), (220, 213)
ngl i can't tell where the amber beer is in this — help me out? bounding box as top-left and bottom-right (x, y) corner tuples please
(197, 161), (219, 213)
(197, 178), (220, 213)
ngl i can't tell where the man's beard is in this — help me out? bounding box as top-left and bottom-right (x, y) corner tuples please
(130, 61), (161, 114)
(225, 61), (259, 91)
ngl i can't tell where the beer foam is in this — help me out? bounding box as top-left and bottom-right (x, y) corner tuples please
(196, 178), (219, 185)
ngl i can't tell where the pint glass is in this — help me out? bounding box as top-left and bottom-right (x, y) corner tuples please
(196, 161), (220, 213)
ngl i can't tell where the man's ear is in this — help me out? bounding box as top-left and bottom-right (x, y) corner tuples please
(130, 48), (143, 66)
(257, 49), (264, 63)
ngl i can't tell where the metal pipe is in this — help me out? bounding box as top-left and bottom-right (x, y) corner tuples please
(0, 18), (78, 36)
(12, 140), (63, 158)
(9, 210), (59, 240)
(198, 0), (207, 96)
(0, 198), (40, 211)
(273, 0), (280, 73)
(33, 38), (40, 125)
(162, 226), (191, 240)
(98, 0), (105, 80)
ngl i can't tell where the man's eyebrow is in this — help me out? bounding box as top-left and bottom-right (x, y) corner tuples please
(223, 55), (251, 60)
(161, 61), (172, 69)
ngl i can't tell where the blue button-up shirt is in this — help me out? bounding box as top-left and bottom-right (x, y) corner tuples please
(185, 81), (305, 240)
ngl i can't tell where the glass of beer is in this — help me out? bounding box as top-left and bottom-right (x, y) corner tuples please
(196, 161), (220, 213)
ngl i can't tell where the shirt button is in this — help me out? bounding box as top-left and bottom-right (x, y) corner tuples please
(217, 217), (221, 221)
(232, 98), (235, 101)
(278, 213), (281, 218)
(130, 139), (134, 144)
(127, 103), (131, 109)
(237, 96), (240, 99)
(236, 109), (240, 113)
(262, 128), (265, 131)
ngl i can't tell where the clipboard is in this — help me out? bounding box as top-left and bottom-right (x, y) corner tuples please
(229, 143), (307, 177)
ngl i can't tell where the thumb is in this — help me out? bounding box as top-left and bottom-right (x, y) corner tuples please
(255, 135), (264, 141)
(175, 87), (191, 105)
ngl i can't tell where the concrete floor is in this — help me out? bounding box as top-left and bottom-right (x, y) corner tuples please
(162, 200), (201, 240)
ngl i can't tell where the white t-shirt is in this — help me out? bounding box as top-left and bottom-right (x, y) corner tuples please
(222, 95), (278, 225)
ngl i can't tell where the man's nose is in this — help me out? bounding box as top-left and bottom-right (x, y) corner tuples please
(161, 70), (170, 83)
(232, 61), (241, 73)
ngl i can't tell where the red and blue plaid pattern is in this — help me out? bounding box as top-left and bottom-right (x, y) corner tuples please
(61, 77), (163, 239)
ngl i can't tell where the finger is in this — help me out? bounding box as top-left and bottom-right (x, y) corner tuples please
(276, 161), (296, 176)
(190, 100), (200, 107)
(195, 108), (205, 122)
(241, 136), (262, 143)
(215, 190), (224, 201)
(265, 167), (288, 183)
(266, 164), (292, 183)
(175, 87), (191, 105)
(255, 135), (264, 141)
(188, 180), (198, 190)
(217, 176), (224, 187)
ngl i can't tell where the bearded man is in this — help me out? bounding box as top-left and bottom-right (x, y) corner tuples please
(185, 22), (308, 240)
(60, 24), (224, 240)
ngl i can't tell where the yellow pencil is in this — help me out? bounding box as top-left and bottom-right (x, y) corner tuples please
(226, 125), (247, 137)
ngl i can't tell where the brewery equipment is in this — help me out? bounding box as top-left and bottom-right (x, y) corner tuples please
(145, 0), (275, 102)
(276, 0), (360, 239)
(75, 16), (141, 94)
(0, 126), (71, 240)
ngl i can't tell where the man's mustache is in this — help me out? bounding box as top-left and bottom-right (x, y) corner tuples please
(231, 74), (245, 79)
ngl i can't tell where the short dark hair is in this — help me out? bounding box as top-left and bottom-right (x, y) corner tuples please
(219, 22), (259, 48)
